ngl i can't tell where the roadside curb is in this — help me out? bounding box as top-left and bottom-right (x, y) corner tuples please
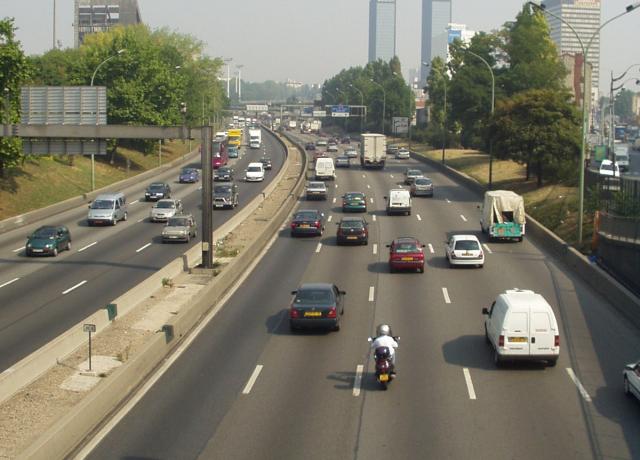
(0, 147), (201, 234)
(16, 129), (307, 460)
(410, 150), (640, 329)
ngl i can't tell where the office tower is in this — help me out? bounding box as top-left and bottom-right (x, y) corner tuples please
(74, 0), (142, 48)
(542, 0), (601, 100)
(446, 23), (476, 61)
(420, 0), (452, 83)
(369, 0), (397, 62)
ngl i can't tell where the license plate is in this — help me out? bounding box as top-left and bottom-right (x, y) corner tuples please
(401, 257), (413, 261)
(347, 236), (357, 240)
(300, 224), (310, 228)
(304, 311), (322, 317)
(463, 252), (471, 256)
(32, 249), (43, 253)
(509, 337), (527, 343)
(379, 374), (389, 382)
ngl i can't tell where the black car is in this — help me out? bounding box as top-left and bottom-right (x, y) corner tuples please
(26, 225), (71, 256)
(213, 183), (239, 209)
(214, 166), (234, 182)
(260, 157), (273, 170)
(341, 136), (351, 144)
(290, 209), (324, 237)
(336, 216), (369, 245)
(289, 283), (346, 331)
(335, 156), (350, 168)
(305, 142), (316, 151)
(145, 182), (171, 201)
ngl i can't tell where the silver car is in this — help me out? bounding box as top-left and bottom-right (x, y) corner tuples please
(162, 214), (197, 243)
(306, 181), (328, 200)
(150, 199), (183, 222)
(410, 177), (434, 197)
(623, 360), (640, 401)
(404, 168), (423, 185)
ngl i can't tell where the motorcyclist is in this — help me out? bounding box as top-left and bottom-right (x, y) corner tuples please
(370, 324), (399, 373)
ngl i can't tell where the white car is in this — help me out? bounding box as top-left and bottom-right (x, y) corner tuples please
(446, 234), (484, 268)
(395, 148), (410, 159)
(599, 159), (620, 177)
(624, 360), (640, 401)
(327, 144), (339, 153)
(150, 199), (183, 222)
(345, 148), (358, 158)
(245, 162), (265, 182)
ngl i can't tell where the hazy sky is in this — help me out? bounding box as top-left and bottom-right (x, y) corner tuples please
(2, 0), (639, 94)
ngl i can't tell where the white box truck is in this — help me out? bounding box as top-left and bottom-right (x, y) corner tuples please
(249, 128), (262, 149)
(360, 133), (386, 169)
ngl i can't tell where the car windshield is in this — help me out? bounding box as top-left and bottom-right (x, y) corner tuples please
(32, 228), (57, 238)
(248, 166), (262, 172)
(295, 212), (318, 220)
(308, 182), (325, 189)
(415, 178), (431, 185)
(217, 168), (230, 174)
(90, 200), (113, 209)
(214, 186), (232, 194)
(181, 168), (195, 175)
(601, 163), (613, 171)
(148, 184), (165, 191)
(455, 240), (480, 251)
(340, 220), (364, 229)
(155, 201), (175, 209)
(167, 217), (189, 227)
(394, 242), (418, 253)
(345, 193), (363, 200)
(407, 170), (421, 176)
(295, 289), (333, 304)
(615, 155), (628, 161)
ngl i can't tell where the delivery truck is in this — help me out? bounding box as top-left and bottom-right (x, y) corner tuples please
(360, 133), (386, 169)
(249, 128), (262, 149)
(480, 190), (526, 242)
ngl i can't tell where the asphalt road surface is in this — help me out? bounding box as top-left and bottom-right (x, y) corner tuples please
(81, 132), (640, 460)
(0, 128), (284, 370)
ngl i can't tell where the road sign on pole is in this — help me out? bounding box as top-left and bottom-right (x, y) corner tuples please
(83, 323), (96, 371)
(392, 117), (409, 134)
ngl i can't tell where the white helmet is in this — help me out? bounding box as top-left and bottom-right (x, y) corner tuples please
(376, 324), (390, 336)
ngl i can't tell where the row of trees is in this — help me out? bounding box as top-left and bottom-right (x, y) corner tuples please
(0, 18), (228, 171)
(321, 57), (415, 133)
(423, 6), (581, 187)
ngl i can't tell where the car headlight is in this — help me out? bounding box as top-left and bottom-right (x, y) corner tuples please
(26, 243), (32, 248)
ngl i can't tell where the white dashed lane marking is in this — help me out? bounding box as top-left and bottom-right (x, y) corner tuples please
(332, 197), (337, 204)
(373, 243), (378, 255)
(136, 243), (152, 253)
(566, 368), (592, 402)
(362, 174), (366, 178)
(442, 287), (451, 304)
(446, 198), (451, 203)
(62, 280), (87, 295)
(242, 365), (264, 395)
(482, 244), (493, 254)
(416, 214), (422, 221)
(335, 184), (339, 189)
(372, 215), (377, 222)
(370, 198), (374, 204)
(428, 244), (434, 254)
(0, 278), (20, 289)
(463, 368), (477, 400)
(327, 215), (333, 222)
(12, 246), (25, 253)
(315, 243), (323, 254)
(353, 364), (364, 397)
(390, 174), (394, 178)
(78, 241), (98, 252)
(130, 199), (139, 204)
(137, 218), (145, 223)
(460, 214), (467, 222)
(368, 286), (375, 302)
(367, 184), (371, 189)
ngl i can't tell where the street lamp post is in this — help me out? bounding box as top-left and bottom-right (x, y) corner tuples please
(236, 65), (244, 102)
(349, 84), (365, 132)
(610, 64), (640, 153)
(528, 0), (640, 245)
(369, 79), (386, 134)
(90, 48), (126, 191)
(463, 50), (496, 189)
(223, 58), (233, 98)
(422, 61), (447, 164)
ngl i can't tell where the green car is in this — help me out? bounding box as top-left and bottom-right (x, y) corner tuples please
(26, 225), (71, 257)
(342, 192), (367, 212)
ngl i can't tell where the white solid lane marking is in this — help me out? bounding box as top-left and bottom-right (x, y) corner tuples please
(78, 241), (98, 252)
(242, 365), (264, 395)
(416, 214), (422, 221)
(136, 243), (152, 253)
(428, 243), (435, 254)
(460, 214), (467, 222)
(332, 197), (337, 204)
(368, 286), (375, 302)
(0, 278), (20, 289)
(62, 280), (87, 295)
(463, 368), (477, 400)
(315, 243), (322, 254)
(373, 243), (378, 255)
(372, 215), (377, 222)
(442, 287), (451, 304)
(353, 364), (364, 397)
(327, 215), (333, 222)
(12, 246), (25, 253)
(130, 199), (139, 204)
(566, 368), (592, 402)
(482, 243), (493, 254)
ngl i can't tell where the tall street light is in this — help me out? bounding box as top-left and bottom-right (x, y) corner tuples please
(90, 48), (126, 191)
(422, 61), (447, 164)
(463, 49), (495, 189)
(528, 0), (640, 245)
(236, 64), (244, 102)
(349, 83), (365, 132)
(223, 58), (233, 98)
(369, 79), (386, 134)
(609, 64), (640, 152)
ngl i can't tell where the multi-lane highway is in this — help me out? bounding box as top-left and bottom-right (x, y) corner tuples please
(0, 128), (285, 370)
(79, 132), (640, 460)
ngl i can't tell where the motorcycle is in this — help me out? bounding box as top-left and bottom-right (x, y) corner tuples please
(368, 336), (400, 390)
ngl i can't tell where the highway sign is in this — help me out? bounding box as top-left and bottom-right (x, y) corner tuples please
(313, 110), (327, 118)
(246, 104), (268, 112)
(22, 86), (107, 125)
(331, 105), (350, 118)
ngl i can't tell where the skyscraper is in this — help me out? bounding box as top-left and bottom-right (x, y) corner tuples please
(74, 0), (142, 48)
(420, 0), (452, 83)
(541, 0), (601, 99)
(369, 0), (397, 63)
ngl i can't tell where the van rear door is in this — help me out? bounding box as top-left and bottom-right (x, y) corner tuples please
(505, 311), (530, 355)
(530, 311), (554, 355)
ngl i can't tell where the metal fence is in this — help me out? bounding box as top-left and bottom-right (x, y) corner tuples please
(598, 211), (640, 242)
(585, 169), (640, 215)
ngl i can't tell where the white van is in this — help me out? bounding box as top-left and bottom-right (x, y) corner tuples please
(315, 157), (335, 180)
(87, 192), (127, 226)
(614, 146), (630, 172)
(245, 162), (265, 182)
(384, 189), (412, 215)
(482, 289), (560, 367)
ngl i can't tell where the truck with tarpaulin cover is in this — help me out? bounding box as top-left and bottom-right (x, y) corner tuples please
(480, 190), (526, 242)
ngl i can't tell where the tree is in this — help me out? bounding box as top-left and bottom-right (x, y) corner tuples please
(491, 89), (581, 187)
(0, 18), (31, 175)
(614, 88), (635, 124)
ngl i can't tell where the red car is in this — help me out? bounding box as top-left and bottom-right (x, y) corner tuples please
(387, 237), (426, 273)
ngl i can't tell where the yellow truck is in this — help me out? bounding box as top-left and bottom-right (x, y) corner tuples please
(228, 128), (242, 148)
